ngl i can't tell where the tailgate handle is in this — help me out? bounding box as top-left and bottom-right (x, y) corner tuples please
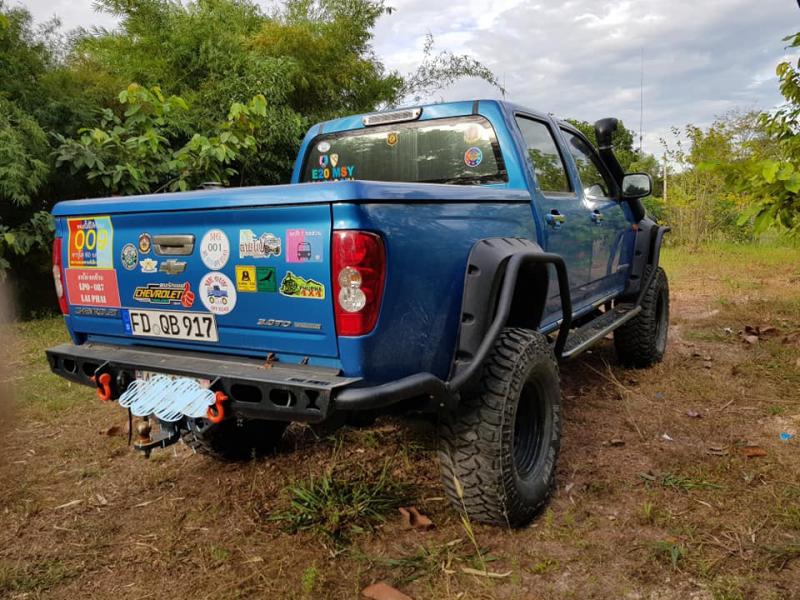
(153, 235), (195, 256)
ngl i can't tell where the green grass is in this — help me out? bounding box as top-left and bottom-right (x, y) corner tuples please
(655, 472), (724, 493)
(0, 560), (76, 595)
(271, 462), (411, 543)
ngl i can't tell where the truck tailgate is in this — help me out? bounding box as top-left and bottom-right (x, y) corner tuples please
(58, 204), (337, 359)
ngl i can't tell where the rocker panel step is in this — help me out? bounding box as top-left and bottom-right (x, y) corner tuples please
(559, 303), (641, 359)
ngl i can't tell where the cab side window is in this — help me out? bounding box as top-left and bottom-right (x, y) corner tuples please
(515, 117), (572, 195)
(561, 130), (615, 199)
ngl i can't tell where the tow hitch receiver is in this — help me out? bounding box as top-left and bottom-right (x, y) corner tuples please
(133, 418), (181, 458)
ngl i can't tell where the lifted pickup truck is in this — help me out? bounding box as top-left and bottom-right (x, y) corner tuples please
(46, 100), (669, 527)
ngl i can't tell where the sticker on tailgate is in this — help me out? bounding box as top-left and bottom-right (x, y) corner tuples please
(67, 216), (114, 268)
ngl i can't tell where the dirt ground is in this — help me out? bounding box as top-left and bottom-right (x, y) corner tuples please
(1, 243), (799, 600)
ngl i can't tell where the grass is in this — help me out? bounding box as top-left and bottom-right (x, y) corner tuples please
(271, 461), (411, 543)
(0, 559), (76, 595)
(658, 472), (725, 493)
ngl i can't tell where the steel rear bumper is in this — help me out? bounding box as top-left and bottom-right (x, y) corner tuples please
(45, 342), (361, 423)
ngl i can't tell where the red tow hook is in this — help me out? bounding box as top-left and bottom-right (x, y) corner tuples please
(95, 373), (113, 401)
(206, 391), (228, 424)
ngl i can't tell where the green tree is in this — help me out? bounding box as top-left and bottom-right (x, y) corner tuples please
(739, 31), (800, 233)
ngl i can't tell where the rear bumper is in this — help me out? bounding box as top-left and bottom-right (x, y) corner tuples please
(46, 342), (361, 423)
(45, 343), (450, 422)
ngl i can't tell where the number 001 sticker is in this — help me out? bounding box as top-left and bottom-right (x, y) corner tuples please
(200, 229), (230, 270)
(68, 217), (114, 268)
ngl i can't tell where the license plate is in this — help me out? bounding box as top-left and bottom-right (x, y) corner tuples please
(135, 370), (211, 389)
(124, 309), (218, 342)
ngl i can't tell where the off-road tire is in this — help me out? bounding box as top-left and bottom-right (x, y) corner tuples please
(614, 266), (669, 368)
(182, 418), (287, 461)
(438, 328), (561, 527)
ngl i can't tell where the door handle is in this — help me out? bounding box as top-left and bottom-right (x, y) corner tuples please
(545, 210), (566, 229)
(153, 234), (195, 256)
(591, 210), (604, 224)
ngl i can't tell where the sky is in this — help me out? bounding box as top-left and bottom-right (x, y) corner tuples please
(22, 0), (800, 156)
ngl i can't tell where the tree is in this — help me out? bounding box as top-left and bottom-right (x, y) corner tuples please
(739, 31), (800, 233)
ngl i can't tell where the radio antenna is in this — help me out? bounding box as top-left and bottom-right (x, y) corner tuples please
(639, 47), (644, 154)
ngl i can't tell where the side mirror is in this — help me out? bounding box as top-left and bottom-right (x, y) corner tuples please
(621, 172), (652, 199)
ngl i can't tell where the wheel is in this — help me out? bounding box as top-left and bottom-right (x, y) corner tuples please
(182, 418), (288, 461)
(438, 328), (562, 527)
(614, 266), (669, 368)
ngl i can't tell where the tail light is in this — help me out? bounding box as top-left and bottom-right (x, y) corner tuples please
(332, 231), (385, 336)
(52, 237), (69, 314)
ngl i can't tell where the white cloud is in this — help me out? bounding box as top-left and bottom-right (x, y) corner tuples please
(20, 0), (800, 156)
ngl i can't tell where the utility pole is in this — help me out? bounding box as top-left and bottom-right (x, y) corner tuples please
(639, 47), (644, 154)
(662, 155), (668, 202)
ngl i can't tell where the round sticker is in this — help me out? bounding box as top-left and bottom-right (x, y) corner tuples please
(121, 243), (138, 270)
(138, 233), (152, 254)
(200, 229), (230, 270)
(387, 132), (398, 147)
(200, 272), (237, 315)
(317, 141), (331, 153)
(464, 147), (483, 168)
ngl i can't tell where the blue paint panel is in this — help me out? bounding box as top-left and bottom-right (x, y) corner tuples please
(333, 202), (536, 384)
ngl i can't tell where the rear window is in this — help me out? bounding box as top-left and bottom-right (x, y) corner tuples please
(301, 116), (507, 185)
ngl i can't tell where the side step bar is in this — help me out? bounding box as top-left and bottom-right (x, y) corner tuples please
(559, 303), (641, 359)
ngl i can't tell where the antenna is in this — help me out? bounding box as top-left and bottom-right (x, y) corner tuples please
(639, 47), (644, 154)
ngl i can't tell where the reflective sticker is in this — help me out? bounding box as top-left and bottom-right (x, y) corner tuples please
(236, 265), (257, 292)
(140, 258), (158, 273)
(279, 271), (325, 299)
(65, 268), (121, 307)
(239, 230), (281, 259)
(286, 229), (323, 263)
(330, 154), (339, 168)
(67, 217), (113, 268)
(200, 272), (237, 315)
(138, 233), (152, 254)
(133, 282), (195, 308)
(464, 146), (483, 168)
(200, 229), (230, 270)
(257, 267), (277, 292)
(317, 141), (331, 153)
(387, 132), (398, 147)
(121, 243), (138, 270)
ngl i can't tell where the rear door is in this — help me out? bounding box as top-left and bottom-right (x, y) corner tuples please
(62, 204), (337, 360)
(558, 128), (633, 300)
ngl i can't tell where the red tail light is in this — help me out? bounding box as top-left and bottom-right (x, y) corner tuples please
(332, 231), (385, 336)
(52, 237), (69, 314)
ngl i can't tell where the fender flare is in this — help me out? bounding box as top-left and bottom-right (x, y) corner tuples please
(448, 238), (573, 395)
(622, 218), (670, 299)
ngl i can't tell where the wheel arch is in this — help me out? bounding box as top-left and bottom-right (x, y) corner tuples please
(448, 238), (571, 396)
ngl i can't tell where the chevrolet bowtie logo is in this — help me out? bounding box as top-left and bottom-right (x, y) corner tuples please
(159, 259), (187, 275)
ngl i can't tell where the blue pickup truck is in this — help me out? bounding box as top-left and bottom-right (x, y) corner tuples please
(46, 100), (669, 527)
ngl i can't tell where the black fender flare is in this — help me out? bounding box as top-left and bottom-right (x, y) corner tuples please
(622, 218), (670, 299)
(447, 238), (573, 395)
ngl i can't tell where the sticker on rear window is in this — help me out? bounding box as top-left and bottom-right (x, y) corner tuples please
(317, 141), (331, 153)
(67, 217), (114, 268)
(200, 272), (237, 314)
(286, 229), (323, 263)
(464, 147), (483, 168)
(200, 229), (230, 270)
(280, 271), (325, 300)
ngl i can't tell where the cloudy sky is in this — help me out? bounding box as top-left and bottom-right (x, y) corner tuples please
(23, 0), (800, 155)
